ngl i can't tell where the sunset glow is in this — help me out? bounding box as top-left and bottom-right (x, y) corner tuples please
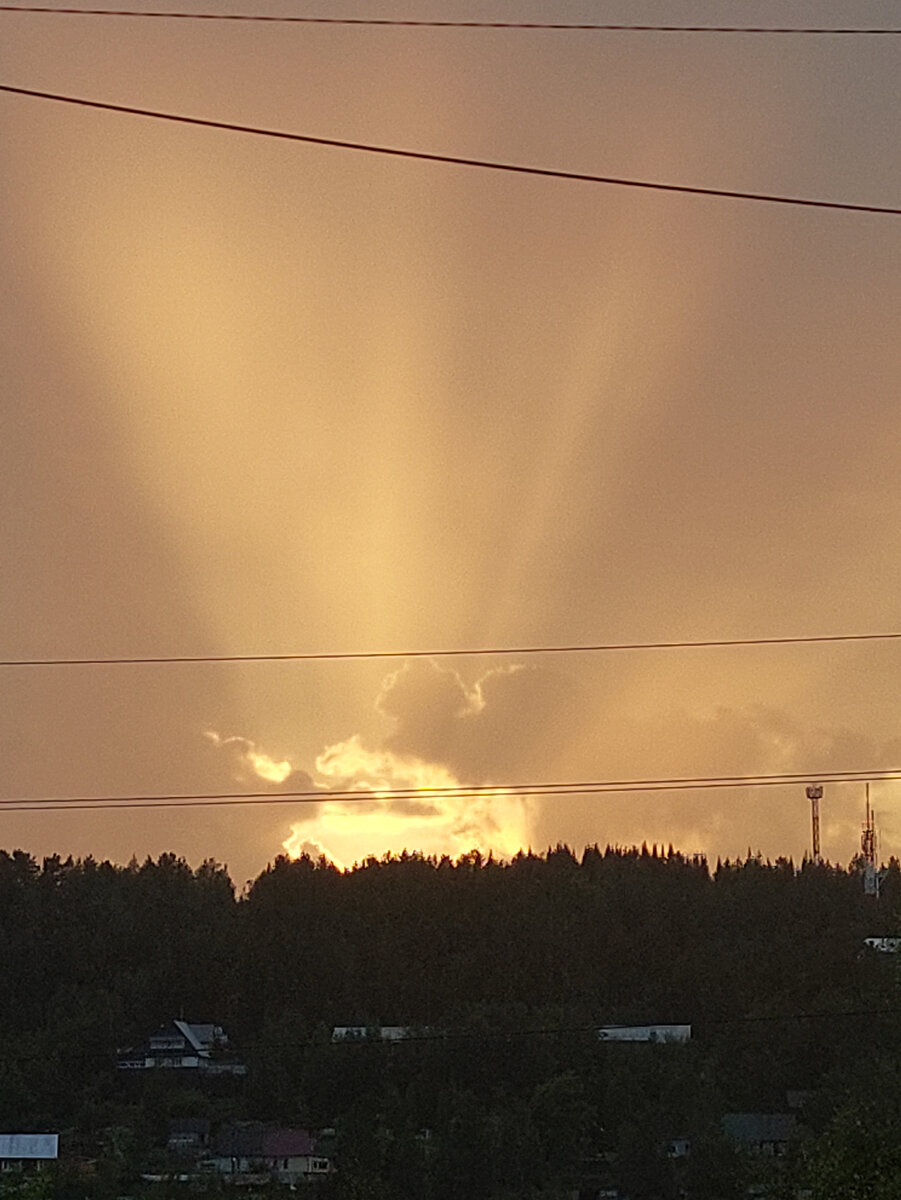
(4, 1), (901, 881)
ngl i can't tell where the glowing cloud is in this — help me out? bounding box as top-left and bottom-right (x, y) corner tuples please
(205, 704), (531, 867)
(245, 750), (293, 784)
(286, 730), (532, 866)
(205, 729), (293, 785)
(315, 734), (460, 792)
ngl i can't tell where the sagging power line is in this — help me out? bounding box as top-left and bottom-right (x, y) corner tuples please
(3, 766), (901, 812)
(2, 83), (901, 217)
(2, 6), (901, 35)
(5, 628), (901, 668)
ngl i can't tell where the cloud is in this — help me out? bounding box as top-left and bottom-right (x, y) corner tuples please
(315, 732), (461, 791)
(210, 660), (901, 872)
(281, 835), (345, 870)
(523, 703), (901, 866)
(377, 658), (588, 780)
(206, 692), (533, 867)
(204, 729), (315, 790)
(291, 725), (532, 865)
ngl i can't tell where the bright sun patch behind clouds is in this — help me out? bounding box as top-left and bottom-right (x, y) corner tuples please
(207, 661), (534, 868)
(287, 733), (532, 866)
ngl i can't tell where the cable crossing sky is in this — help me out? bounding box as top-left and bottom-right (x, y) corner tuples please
(4, 628), (901, 667)
(3, 766), (900, 811)
(2, 7), (901, 34)
(2, 83), (901, 217)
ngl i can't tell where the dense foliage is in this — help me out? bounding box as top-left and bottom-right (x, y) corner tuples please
(1, 844), (900, 1197)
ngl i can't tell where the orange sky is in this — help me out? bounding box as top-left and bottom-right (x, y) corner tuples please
(3, 0), (901, 884)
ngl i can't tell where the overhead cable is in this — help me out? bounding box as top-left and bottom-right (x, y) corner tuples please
(5, 1008), (898, 1065)
(320, 1009), (901, 1047)
(2, 6), (901, 34)
(3, 766), (900, 812)
(2, 83), (901, 218)
(5, 629), (901, 668)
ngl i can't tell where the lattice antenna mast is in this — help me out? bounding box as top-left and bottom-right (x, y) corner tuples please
(862, 781), (879, 897)
(806, 784), (823, 862)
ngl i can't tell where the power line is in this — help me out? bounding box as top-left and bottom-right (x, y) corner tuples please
(4, 1007), (896, 1065)
(248, 1011), (901, 1053)
(3, 82), (901, 218)
(6, 629), (901, 668)
(2, 6), (900, 34)
(3, 766), (900, 812)
(314, 1010), (901, 1047)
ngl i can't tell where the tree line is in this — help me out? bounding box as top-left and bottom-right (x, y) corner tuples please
(0, 844), (899, 1197)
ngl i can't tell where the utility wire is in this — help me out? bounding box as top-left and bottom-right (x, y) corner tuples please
(308, 1009), (901, 1047)
(6, 629), (901, 668)
(2, 6), (900, 34)
(3, 83), (901, 218)
(2, 766), (899, 812)
(4, 1008), (897, 1064)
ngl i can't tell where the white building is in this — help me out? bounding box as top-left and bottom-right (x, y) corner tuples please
(0, 1135), (58, 1172)
(117, 1019), (246, 1074)
(597, 1025), (691, 1043)
(331, 1025), (415, 1042)
(864, 937), (901, 954)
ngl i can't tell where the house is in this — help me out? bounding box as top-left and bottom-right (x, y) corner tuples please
(597, 1024), (691, 1043)
(117, 1019), (246, 1075)
(331, 1025), (415, 1043)
(722, 1113), (797, 1156)
(863, 937), (901, 953)
(264, 1130), (331, 1184)
(167, 1118), (211, 1157)
(208, 1123), (330, 1184)
(0, 1135), (59, 1173)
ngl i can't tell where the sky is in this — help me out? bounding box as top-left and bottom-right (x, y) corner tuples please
(3, 0), (901, 885)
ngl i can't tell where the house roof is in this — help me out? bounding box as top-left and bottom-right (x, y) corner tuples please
(168, 1118), (210, 1136)
(722, 1113), (797, 1144)
(0, 1135), (59, 1161)
(214, 1123), (265, 1158)
(262, 1130), (316, 1158)
(213, 1125), (317, 1160)
(331, 1025), (412, 1042)
(597, 1024), (691, 1043)
(174, 1021), (219, 1051)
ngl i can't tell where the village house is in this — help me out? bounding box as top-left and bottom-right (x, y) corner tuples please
(597, 1024), (691, 1043)
(0, 1135), (58, 1174)
(331, 1025), (416, 1042)
(167, 1118), (211, 1158)
(117, 1019), (246, 1075)
(208, 1123), (330, 1184)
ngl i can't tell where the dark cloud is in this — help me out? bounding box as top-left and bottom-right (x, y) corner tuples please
(381, 660), (594, 780)
(6, 0), (901, 876)
(369, 659), (899, 864)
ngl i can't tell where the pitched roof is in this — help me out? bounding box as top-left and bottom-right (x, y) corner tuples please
(214, 1123), (265, 1157)
(0, 1136), (58, 1161)
(262, 1130), (316, 1158)
(168, 1118), (210, 1136)
(214, 1125), (317, 1160)
(174, 1021), (219, 1051)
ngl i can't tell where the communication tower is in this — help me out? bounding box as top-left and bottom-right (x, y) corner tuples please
(861, 782), (879, 897)
(806, 784), (823, 862)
